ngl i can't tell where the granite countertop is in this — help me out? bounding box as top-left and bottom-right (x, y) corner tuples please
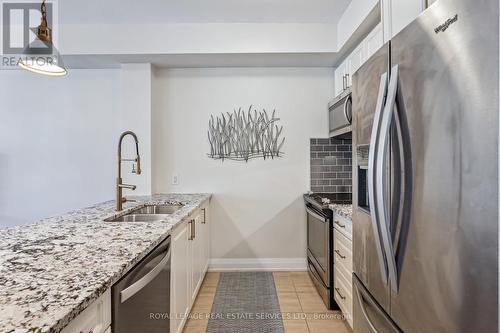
(0, 193), (211, 333)
(329, 203), (353, 220)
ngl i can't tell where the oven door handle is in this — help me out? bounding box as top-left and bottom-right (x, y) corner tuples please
(121, 246), (171, 303)
(306, 206), (327, 222)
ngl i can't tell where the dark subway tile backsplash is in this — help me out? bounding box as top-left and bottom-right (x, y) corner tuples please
(309, 138), (352, 193)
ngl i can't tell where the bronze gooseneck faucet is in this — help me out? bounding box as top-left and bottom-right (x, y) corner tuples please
(116, 131), (141, 211)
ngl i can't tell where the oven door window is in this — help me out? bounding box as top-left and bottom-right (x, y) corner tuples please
(307, 209), (328, 273)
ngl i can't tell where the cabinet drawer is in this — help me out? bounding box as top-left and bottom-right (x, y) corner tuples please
(61, 289), (111, 333)
(334, 266), (353, 328)
(333, 229), (353, 273)
(333, 215), (352, 240)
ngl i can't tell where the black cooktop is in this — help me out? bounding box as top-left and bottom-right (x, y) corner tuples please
(304, 192), (352, 210)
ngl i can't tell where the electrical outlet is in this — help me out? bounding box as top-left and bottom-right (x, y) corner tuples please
(172, 174), (179, 185)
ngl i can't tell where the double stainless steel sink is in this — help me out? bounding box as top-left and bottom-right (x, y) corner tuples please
(105, 204), (184, 222)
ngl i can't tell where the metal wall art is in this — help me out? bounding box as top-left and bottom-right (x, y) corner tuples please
(207, 106), (285, 162)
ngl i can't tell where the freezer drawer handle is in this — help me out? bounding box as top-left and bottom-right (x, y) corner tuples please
(335, 287), (346, 300)
(334, 220), (346, 228)
(334, 249), (346, 259)
(355, 283), (379, 333)
(367, 72), (389, 284)
(120, 246), (171, 303)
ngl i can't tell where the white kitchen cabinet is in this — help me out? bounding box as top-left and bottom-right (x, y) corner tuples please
(202, 207), (210, 273)
(171, 202), (211, 333)
(333, 212), (353, 329)
(334, 59), (348, 96)
(190, 214), (203, 303)
(364, 23), (384, 61)
(382, 0), (424, 41)
(334, 23), (383, 95)
(171, 220), (191, 333)
(349, 43), (364, 80)
(61, 289), (111, 333)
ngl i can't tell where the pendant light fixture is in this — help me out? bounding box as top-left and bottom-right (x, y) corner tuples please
(18, 0), (67, 76)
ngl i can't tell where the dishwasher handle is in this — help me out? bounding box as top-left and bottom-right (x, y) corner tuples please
(120, 246), (171, 303)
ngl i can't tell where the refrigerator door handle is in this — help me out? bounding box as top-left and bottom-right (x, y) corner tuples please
(377, 64), (400, 293)
(367, 72), (389, 284)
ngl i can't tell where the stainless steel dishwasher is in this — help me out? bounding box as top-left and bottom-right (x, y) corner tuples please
(112, 236), (171, 333)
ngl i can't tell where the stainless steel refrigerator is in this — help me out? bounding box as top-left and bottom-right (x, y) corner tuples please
(351, 0), (498, 332)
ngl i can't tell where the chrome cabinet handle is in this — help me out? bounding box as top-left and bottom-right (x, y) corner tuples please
(343, 75), (346, 90)
(377, 65), (400, 293)
(334, 249), (346, 259)
(193, 218), (196, 239)
(188, 219), (194, 240)
(367, 72), (389, 285)
(345, 73), (350, 88)
(202, 208), (206, 224)
(335, 287), (346, 300)
(334, 220), (346, 228)
(121, 247), (171, 303)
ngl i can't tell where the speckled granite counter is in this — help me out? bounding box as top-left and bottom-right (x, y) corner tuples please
(0, 193), (211, 333)
(329, 203), (352, 220)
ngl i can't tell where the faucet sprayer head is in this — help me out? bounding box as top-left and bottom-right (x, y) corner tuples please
(135, 155), (142, 175)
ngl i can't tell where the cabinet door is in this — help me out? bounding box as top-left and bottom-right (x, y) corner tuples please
(382, 0), (423, 40)
(171, 222), (190, 333)
(190, 214), (203, 303)
(334, 66), (344, 96)
(364, 23), (383, 61)
(202, 206), (210, 273)
(61, 290), (111, 333)
(349, 44), (364, 80)
(197, 208), (208, 277)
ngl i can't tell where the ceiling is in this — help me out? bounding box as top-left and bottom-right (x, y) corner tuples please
(59, 0), (352, 24)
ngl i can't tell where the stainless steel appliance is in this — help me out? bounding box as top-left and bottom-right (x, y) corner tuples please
(112, 237), (171, 333)
(304, 193), (351, 309)
(351, 0), (498, 332)
(329, 88), (352, 137)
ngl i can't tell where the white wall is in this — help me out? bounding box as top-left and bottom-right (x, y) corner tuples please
(0, 69), (120, 228)
(117, 64), (153, 195)
(152, 68), (333, 267)
(59, 23), (338, 56)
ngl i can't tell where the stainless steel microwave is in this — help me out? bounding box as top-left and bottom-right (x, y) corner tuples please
(328, 88), (352, 137)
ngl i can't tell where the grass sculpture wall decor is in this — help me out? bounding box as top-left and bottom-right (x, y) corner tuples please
(207, 106), (285, 162)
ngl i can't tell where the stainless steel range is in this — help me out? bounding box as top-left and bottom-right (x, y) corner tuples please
(304, 192), (351, 310)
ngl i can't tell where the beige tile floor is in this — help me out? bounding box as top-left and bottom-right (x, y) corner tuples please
(182, 271), (352, 333)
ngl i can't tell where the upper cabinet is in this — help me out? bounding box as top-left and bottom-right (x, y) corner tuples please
(334, 0), (429, 95)
(334, 23), (383, 96)
(381, 0), (425, 41)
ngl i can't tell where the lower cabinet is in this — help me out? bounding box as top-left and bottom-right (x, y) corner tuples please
(333, 213), (353, 329)
(61, 289), (111, 333)
(171, 201), (211, 333)
(61, 200), (211, 333)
